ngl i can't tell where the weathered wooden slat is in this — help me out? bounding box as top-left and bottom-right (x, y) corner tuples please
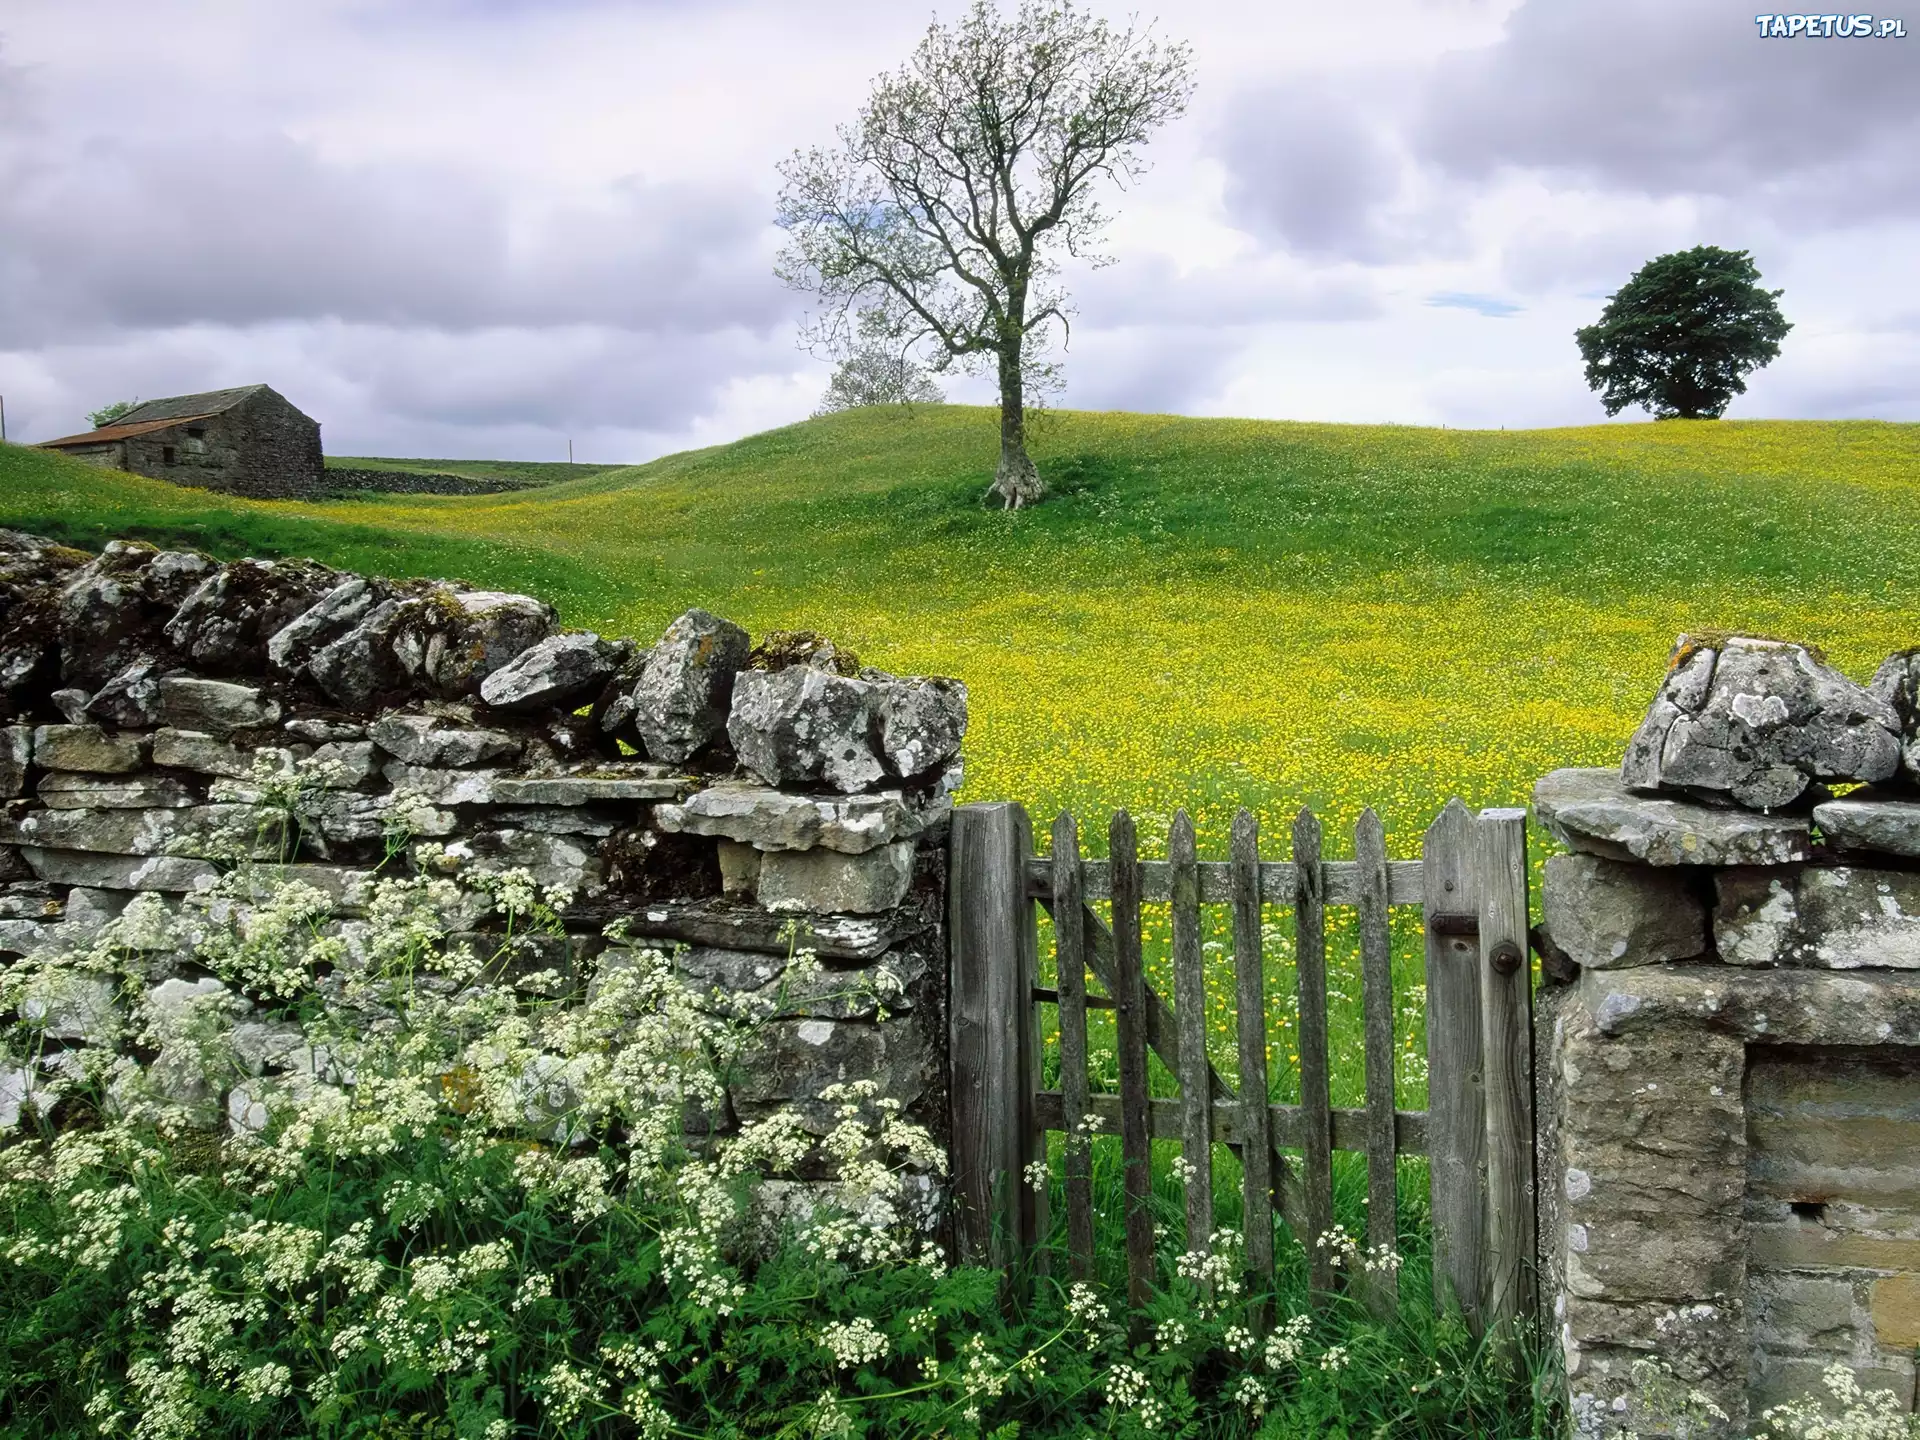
(1032, 1091), (1430, 1155)
(1025, 857), (1423, 906)
(1424, 798), (1486, 1330)
(1034, 895), (1310, 1238)
(1356, 808), (1399, 1318)
(1031, 986), (1115, 1011)
(1474, 807), (1536, 1334)
(1293, 808), (1336, 1299)
(1111, 810), (1155, 1314)
(1231, 808), (1276, 1309)
(948, 803), (1041, 1270)
(1051, 811), (1095, 1282)
(1170, 811), (1213, 1263)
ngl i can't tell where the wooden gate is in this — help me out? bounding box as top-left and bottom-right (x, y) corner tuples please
(947, 798), (1535, 1335)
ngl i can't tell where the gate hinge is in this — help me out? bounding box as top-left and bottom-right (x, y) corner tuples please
(1428, 913), (1479, 936)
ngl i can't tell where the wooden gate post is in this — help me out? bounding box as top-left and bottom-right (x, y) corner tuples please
(1423, 799), (1485, 1329)
(948, 803), (1041, 1271)
(1473, 807), (1536, 1334)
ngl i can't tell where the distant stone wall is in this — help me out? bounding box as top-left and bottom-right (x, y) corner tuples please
(0, 530), (964, 1196)
(1534, 636), (1920, 1436)
(320, 467), (546, 496)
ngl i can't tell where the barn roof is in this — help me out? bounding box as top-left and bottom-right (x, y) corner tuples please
(38, 414), (222, 448)
(116, 385), (268, 424)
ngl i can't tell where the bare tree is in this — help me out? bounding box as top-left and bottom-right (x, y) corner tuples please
(776, 0), (1193, 509)
(813, 341), (946, 416)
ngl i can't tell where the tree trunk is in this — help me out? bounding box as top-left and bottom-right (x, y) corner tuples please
(987, 340), (1045, 510)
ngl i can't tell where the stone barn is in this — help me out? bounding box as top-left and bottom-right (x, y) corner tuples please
(37, 385), (324, 499)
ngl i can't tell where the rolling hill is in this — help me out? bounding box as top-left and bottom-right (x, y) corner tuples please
(4, 405), (1917, 860)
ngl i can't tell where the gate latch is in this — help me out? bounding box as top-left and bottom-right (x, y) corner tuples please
(1429, 913), (1479, 936)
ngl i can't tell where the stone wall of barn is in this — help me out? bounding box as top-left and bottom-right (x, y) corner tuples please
(0, 530), (961, 1203)
(1533, 637), (1920, 1436)
(116, 389), (325, 498)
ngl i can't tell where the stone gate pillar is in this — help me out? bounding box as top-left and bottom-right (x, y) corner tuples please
(1534, 767), (1920, 1437)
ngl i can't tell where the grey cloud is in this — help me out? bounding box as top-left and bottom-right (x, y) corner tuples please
(1216, 81), (1406, 259)
(1076, 254), (1383, 327)
(0, 127), (789, 345)
(1419, 0), (1920, 225)
(1061, 326), (1244, 416)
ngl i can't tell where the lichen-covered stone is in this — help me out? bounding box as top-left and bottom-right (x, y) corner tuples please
(0, 726), (28, 799)
(152, 728), (298, 780)
(490, 805), (626, 836)
(1716, 865), (1920, 969)
(301, 791), (454, 845)
(370, 712), (523, 768)
(0, 532), (87, 717)
(444, 829), (603, 894)
(874, 676), (967, 780)
(655, 781), (949, 854)
(1870, 650), (1920, 784)
(33, 723), (148, 774)
(393, 588), (556, 699)
(155, 676), (283, 736)
(1535, 768), (1811, 867)
(145, 976), (246, 1025)
(0, 803), (280, 859)
(1623, 637), (1900, 809)
(479, 631), (623, 712)
(1813, 796), (1920, 858)
(268, 577), (386, 675)
(307, 740), (380, 788)
(57, 541), (216, 689)
(748, 630), (859, 676)
(19, 970), (122, 1040)
(676, 944), (926, 1021)
(756, 841), (915, 914)
(379, 763), (502, 806)
(84, 660), (166, 727)
(38, 773), (198, 810)
(489, 768), (688, 805)
(1542, 853), (1707, 970)
(716, 839), (761, 897)
(630, 609), (751, 763)
(283, 715), (367, 744)
(165, 557), (343, 673)
(729, 667), (884, 793)
(306, 597), (412, 709)
(732, 1013), (933, 1132)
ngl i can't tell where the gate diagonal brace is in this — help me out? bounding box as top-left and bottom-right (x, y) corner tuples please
(1037, 894), (1312, 1243)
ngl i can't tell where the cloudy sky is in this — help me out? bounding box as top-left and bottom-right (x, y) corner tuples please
(1, 0), (1915, 462)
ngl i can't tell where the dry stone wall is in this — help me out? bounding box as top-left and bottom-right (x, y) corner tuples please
(1535, 634), (1920, 1436)
(0, 529), (963, 1193)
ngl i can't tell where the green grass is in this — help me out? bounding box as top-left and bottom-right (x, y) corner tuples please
(325, 455), (629, 487)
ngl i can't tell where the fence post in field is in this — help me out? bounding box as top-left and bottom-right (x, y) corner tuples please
(1472, 808), (1536, 1334)
(948, 803), (1040, 1273)
(1423, 799), (1486, 1331)
(1292, 808), (1336, 1299)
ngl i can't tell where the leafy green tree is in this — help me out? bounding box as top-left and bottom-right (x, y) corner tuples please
(1575, 246), (1790, 419)
(813, 343), (946, 417)
(776, 0), (1194, 509)
(86, 398), (141, 428)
